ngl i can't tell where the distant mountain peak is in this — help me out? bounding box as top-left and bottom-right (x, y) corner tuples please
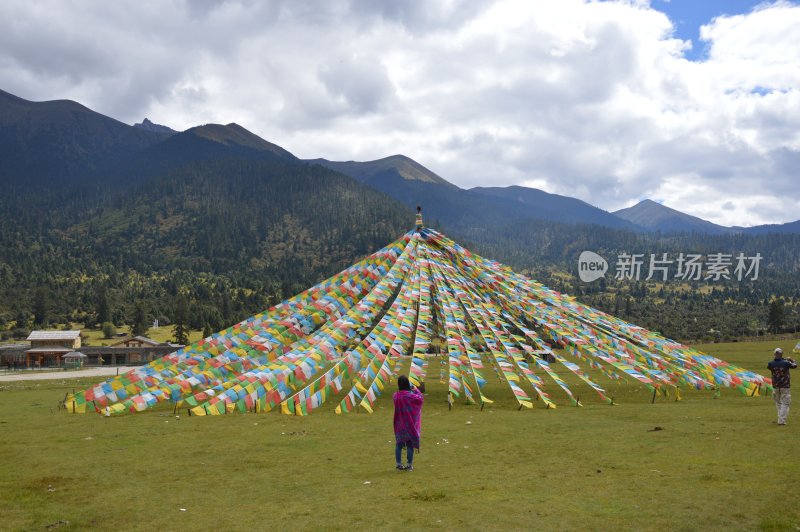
(0, 88), (170, 186)
(373, 154), (454, 186)
(133, 118), (175, 134)
(613, 199), (732, 234)
(382, 154), (418, 165)
(637, 198), (661, 206)
(185, 123), (296, 159)
(308, 154), (457, 188)
(0, 88), (111, 127)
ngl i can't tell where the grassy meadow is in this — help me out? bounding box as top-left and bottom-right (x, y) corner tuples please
(75, 325), (205, 347)
(1, 339), (798, 531)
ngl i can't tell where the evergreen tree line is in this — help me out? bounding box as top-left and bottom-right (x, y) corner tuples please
(0, 159), (410, 341)
(452, 217), (800, 342)
(1, 157), (799, 344)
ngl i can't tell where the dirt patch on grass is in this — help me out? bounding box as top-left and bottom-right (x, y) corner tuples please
(404, 490), (447, 502)
(27, 475), (75, 493)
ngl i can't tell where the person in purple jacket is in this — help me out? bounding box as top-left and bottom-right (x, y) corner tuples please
(393, 375), (424, 471)
(768, 348), (797, 425)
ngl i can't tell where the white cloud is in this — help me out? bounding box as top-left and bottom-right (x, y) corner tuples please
(0, 0), (798, 226)
(700, 1), (800, 92)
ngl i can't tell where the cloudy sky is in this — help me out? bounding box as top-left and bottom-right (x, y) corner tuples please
(2, 0), (798, 226)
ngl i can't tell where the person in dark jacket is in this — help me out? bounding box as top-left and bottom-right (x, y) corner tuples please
(768, 348), (797, 425)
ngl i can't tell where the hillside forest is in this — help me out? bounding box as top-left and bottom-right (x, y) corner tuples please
(1, 89), (798, 346)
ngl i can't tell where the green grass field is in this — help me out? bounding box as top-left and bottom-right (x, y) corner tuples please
(75, 324), (204, 347)
(1, 339), (798, 531)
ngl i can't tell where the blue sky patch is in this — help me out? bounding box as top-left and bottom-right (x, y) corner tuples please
(651, 0), (777, 61)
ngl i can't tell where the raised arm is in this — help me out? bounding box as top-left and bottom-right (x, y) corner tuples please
(410, 386), (424, 404)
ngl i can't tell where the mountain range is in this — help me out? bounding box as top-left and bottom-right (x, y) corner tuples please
(613, 199), (800, 235)
(0, 88), (411, 330)
(311, 156), (800, 236)
(0, 88), (798, 342)
(3, 86), (794, 237)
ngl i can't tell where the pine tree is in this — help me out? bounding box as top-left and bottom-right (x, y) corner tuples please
(221, 291), (232, 323)
(96, 287), (111, 325)
(33, 287), (48, 326)
(173, 296), (190, 345)
(14, 309), (28, 329)
(131, 302), (149, 337)
(767, 299), (785, 333)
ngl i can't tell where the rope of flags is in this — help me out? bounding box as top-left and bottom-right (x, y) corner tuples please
(66, 216), (771, 416)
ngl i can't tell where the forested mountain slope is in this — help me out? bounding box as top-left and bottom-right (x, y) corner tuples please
(1, 89), (798, 343)
(0, 91), (411, 334)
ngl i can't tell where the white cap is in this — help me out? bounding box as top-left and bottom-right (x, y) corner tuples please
(774, 347), (784, 355)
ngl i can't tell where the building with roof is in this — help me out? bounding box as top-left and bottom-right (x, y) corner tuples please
(26, 330), (81, 368)
(0, 343), (29, 369)
(106, 335), (169, 364)
(110, 336), (162, 349)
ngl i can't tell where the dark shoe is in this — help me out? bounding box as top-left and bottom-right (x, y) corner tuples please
(396, 464), (406, 470)
(405, 465), (413, 471)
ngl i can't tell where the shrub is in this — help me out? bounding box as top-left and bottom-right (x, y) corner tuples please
(101, 322), (116, 339)
(11, 328), (30, 340)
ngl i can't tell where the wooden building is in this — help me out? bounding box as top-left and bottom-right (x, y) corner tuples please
(1, 343), (28, 369)
(108, 336), (165, 364)
(110, 336), (162, 349)
(26, 330), (82, 368)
